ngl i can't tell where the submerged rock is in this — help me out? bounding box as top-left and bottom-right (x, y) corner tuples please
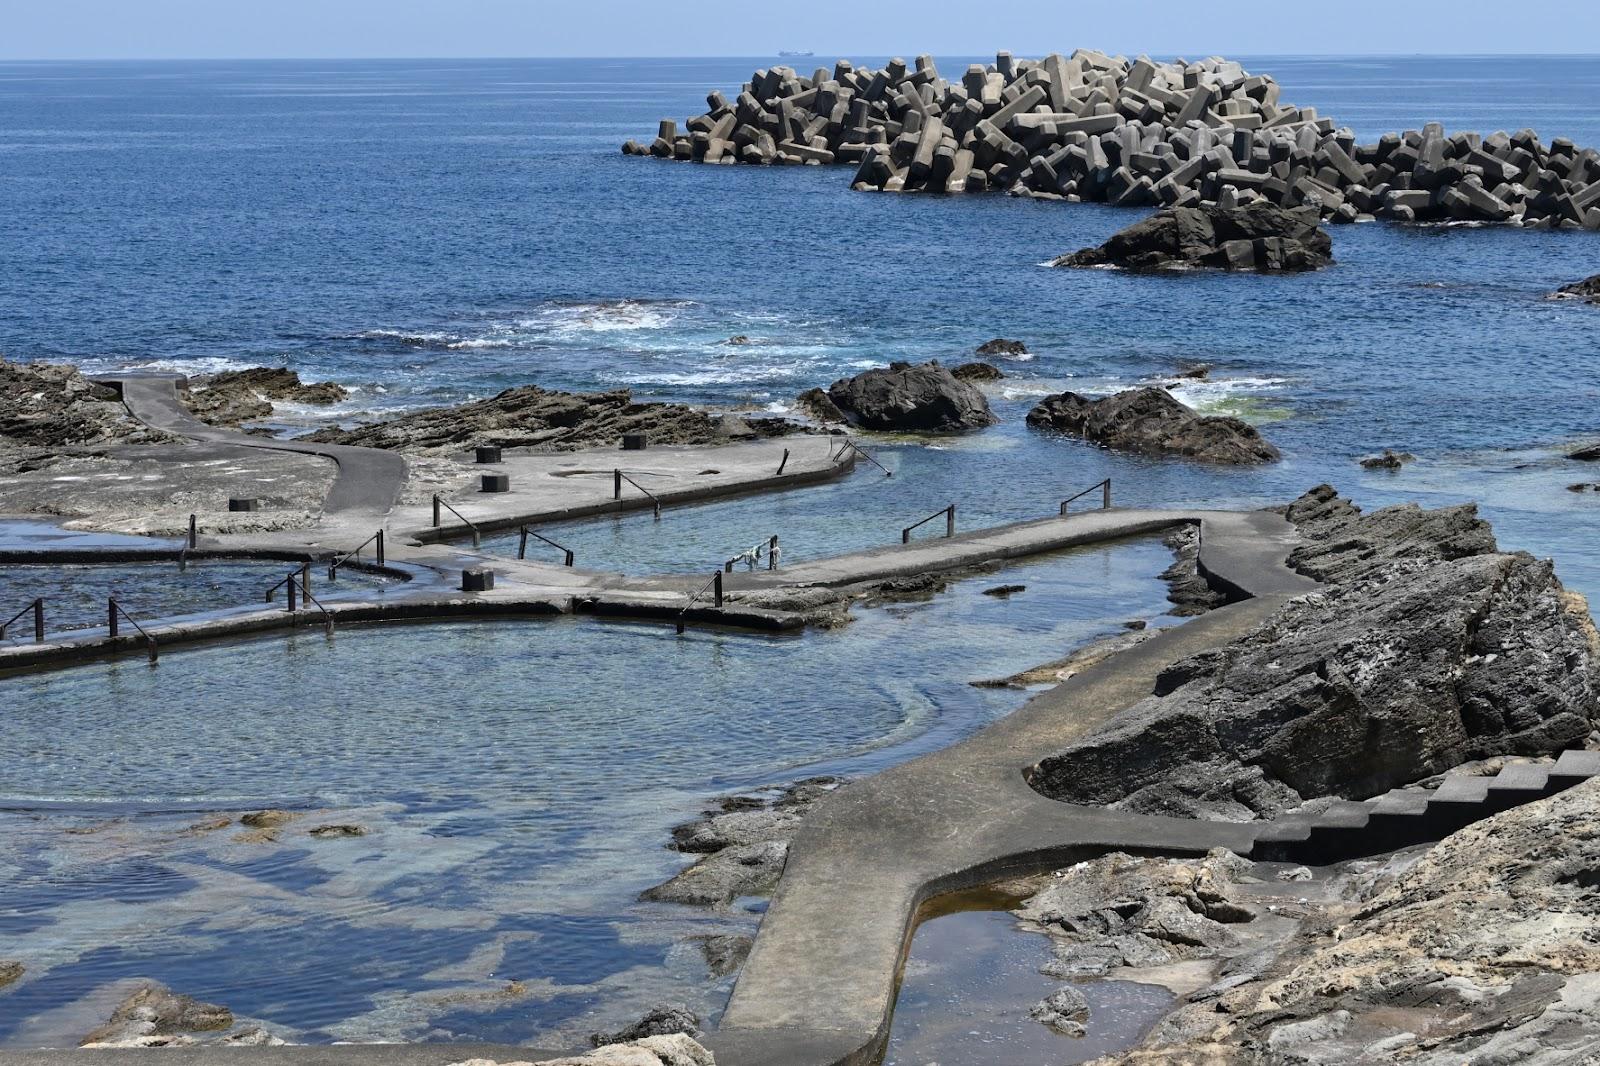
(641, 777), (840, 906)
(976, 338), (1029, 357)
(1029, 486), (1600, 821)
(1054, 202), (1333, 273)
(1030, 986), (1091, 1035)
(81, 983), (233, 1047)
(1553, 274), (1600, 304)
(824, 360), (997, 433)
(691, 934), (753, 977)
(0, 961), (21, 988)
(180, 367), (348, 426)
(1026, 386), (1279, 465)
(308, 384), (800, 455)
(1358, 449), (1411, 469)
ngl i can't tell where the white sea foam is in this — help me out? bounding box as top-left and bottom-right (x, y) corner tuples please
(1168, 376), (1289, 407)
(101, 356), (259, 376)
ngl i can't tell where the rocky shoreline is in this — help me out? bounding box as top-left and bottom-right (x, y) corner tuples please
(626, 51), (1600, 230)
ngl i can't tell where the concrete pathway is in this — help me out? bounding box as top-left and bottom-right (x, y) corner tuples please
(104, 375), (408, 518)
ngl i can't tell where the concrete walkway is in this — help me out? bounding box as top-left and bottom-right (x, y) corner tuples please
(103, 375), (408, 518)
(710, 510), (1317, 1066)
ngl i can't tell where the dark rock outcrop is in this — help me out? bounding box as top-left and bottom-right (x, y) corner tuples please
(1553, 274), (1600, 304)
(308, 385), (799, 455)
(1027, 386), (1279, 464)
(0, 358), (167, 448)
(824, 360), (996, 433)
(1359, 449), (1410, 469)
(1055, 202), (1333, 273)
(950, 361), (1004, 382)
(795, 387), (848, 424)
(180, 368), (348, 426)
(1568, 442), (1600, 461)
(1029, 486), (1600, 821)
(975, 338), (1028, 357)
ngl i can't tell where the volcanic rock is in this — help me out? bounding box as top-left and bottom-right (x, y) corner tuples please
(976, 338), (1028, 357)
(179, 367), (349, 426)
(794, 387), (848, 424)
(1554, 274), (1600, 303)
(81, 984), (233, 1047)
(0, 357), (168, 448)
(951, 361), (1004, 382)
(823, 361), (996, 433)
(1028, 486), (1600, 821)
(1030, 986), (1091, 1035)
(590, 1006), (700, 1047)
(642, 777), (839, 906)
(692, 934), (753, 977)
(1358, 449), (1410, 469)
(1027, 386), (1279, 464)
(308, 385), (799, 455)
(1055, 202), (1333, 273)
(1109, 779), (1600, 1064)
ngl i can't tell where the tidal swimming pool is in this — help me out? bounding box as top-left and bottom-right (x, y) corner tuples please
(0, 536), (1177, 1049)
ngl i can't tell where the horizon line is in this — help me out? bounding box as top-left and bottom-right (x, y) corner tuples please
(3, 51), (1600, 63)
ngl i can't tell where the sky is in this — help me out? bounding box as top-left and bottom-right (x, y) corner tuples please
(4, 0), (1599, 60)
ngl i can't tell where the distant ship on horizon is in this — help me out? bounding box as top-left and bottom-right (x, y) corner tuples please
(777, 50), (814, 58)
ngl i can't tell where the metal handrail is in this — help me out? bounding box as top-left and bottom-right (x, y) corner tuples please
(676, 571), (725, 634)
(831, 438), (893, 477)
(432, 494), (483, 547)
(265, 562), (313, 606)
(518, 526), (575, 566)
(299, 583), (335, 634)
(1059, 478), (1113, 515)
(902, 504), (956, 544)
(107, 598), (158, 662)
(724, 535), (780, 573)
(178, 513), (197, 571)
(613, 469), (663, 519)
(329, 530), (385, 579)
(0, 598), (44, 643)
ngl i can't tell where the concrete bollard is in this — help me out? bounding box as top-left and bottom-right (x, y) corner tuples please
(461, 569), (495, 593)
(480, 474), (510, 493)
(227, 498), (259, 512)
(475, 445), (502, 464)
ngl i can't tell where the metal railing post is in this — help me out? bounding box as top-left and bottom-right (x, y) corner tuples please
(519, 527), (529, 560)
(724, 558), (735, 573)
(188, 514), (197, 550)
(614, 468), (622, 500)
(287, 576), (298, 613)
(769, 535), (779, 571)
(1103, 480), (1112, 509)
(33, 598), (44, 643)
(300, 562), (311, 601)
(946, 504), (956, 538)
(777, 448), (789, 475)
(713, 570), (723, 608)
(432, 495), (442, 527)
(375, 529), (385, 567)
(109, 598), (118, 638)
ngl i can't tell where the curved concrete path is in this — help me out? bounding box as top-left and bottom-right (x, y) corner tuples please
(709, 510), (1318, 1066)
(101, 375), (407, 517)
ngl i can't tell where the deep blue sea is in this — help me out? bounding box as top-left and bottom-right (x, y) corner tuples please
(3, 55), (1600, 1053)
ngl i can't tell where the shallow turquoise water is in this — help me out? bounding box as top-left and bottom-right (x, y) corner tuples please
(0, 538), (1176, 1046)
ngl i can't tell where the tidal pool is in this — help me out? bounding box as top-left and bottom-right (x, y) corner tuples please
(1, 536), (1178, 1048)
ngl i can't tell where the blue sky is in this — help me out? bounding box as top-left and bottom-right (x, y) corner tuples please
(5, 0), (1599, 60)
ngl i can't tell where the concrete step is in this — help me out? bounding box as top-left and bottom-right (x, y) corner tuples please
(1430, 774), (1492, 805)
(1311, 800), (1373, 829)
(1486, 761), (1553, 794)
(1369, 788), (1431, 816)
(1550, 749), (1600, 789)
